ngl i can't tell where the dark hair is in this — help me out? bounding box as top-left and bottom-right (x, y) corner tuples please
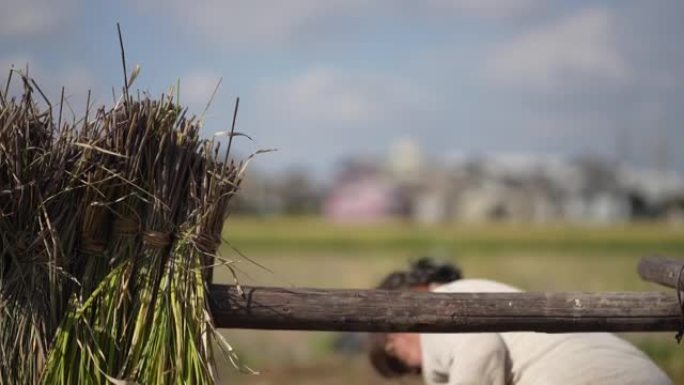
(368, 257), (462, 378)
(377, 257), (462, 290)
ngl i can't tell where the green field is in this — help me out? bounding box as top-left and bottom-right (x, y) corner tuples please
(214, 217), (684, 384)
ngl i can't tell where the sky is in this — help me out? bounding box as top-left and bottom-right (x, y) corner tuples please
(1, 0), (683, 178)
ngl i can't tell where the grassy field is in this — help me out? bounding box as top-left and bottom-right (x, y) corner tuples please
(222, 216), (684, 256)
(213, 216), (684, 384)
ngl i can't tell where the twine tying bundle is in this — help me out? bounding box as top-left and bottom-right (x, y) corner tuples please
(193, 232), (222, 256)
(80, 220), (222, 254)
(80, 238), (107, 254)
(113, 217), (140, 236)
(81, 218), (175, 252)
(142, 231), (172, 249)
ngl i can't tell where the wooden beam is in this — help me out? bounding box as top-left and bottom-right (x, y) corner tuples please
(209, 285), (681, 333)
(638, 256), (684, 289)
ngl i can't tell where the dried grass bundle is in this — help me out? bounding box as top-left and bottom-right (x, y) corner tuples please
(0, 68), (249, 384)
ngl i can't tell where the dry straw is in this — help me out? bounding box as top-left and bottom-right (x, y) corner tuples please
(0, 63), (252, 384)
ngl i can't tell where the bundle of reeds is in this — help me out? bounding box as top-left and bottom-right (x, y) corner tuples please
(0, 68), (248, 384)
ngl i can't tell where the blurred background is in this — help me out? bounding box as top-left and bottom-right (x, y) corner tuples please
(2, 0), (684, 383)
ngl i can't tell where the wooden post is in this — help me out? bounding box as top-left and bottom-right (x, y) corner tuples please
(638, 256), (684, 289)
(209, 285), (681, 333)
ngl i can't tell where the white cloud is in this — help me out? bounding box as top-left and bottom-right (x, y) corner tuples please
(255, 67), (429, 127)
(271, 68), (370, 123)
(244, 67), (438, 172)
(179, 71), (223, 111)
(133, 0), (541, 49)
(486, 8), (629, 89)
(58, 65), (98, 103)
(425, 0), (539, 19)
(0, 0), (79, 38)
(135, 0), (365, 46)
(0, 55), (33, 74)
(0, 55), (33, 97)
(0, 55), (97, 114)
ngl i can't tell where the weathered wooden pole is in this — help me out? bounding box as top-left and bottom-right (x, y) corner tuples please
(209, 285), (681, 333)
(638, 256), (684, 289)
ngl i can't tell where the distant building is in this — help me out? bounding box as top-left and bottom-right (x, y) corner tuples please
(388, 137), (423, 182)
(323, 177), (400, 222)
(320, 142), (684, 224)
(413, 188), (449, 225)
(322, 159), (404, 222)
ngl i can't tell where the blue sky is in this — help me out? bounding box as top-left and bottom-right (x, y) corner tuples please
(2, 0), (683, 177)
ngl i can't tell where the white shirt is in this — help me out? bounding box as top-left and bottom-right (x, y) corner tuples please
(420, 279), (672, 385)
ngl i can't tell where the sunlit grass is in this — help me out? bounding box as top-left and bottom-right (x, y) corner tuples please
(223, 216), (684, 255)
(216, 217), (684, 384)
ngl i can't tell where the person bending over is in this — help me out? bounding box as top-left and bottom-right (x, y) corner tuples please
(368, 258), (671, 385)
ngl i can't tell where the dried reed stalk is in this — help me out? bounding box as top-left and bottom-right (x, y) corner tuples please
(0, 69), (249, 385)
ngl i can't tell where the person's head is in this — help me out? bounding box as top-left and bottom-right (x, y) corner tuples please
(368, 257), (462, 378)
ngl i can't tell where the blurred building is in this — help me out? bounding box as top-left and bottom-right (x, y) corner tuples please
(233, 141), (684, 224)
(320, 143), (684, 224)
(387, 137), (423, 183)
(322, 159), (405, 223)
(233, 167), (324, 216)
